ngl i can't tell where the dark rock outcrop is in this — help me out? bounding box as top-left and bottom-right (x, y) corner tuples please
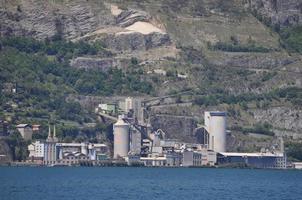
(116, 9), (151, 27)
(150, 114), (197, 143)
(248, 0), (302, 28)
(0, 0), (114, 39)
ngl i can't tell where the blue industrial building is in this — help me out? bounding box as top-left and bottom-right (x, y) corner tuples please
(217, 152), (286, 169)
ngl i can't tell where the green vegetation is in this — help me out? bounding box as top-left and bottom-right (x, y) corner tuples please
(276, 87), (302, 107)
(5, 132), (29, 161)
(193, 87), (302, 107)
(208, 41), (271, 53)
(280, 26), (302, 53)
(252, 9), (302, 54)
(0, 36), (109, 60)
(261, 71), (277, 82)
(0, 36), (153, 126)
(231, 122), (275, 136)
(245, 123), (274, 136)
(286, 142), (302, 161)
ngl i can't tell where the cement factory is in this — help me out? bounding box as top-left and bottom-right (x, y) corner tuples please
(24, 97), (287, 169)
(99, 97), (286, 169)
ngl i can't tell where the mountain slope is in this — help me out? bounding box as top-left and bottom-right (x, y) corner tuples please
(0, 0), (301, 153)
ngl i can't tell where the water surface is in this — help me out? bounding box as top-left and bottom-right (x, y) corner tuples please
(0, 167), (301, 200)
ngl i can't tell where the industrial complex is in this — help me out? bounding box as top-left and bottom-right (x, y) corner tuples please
(25, 97), (287, 169)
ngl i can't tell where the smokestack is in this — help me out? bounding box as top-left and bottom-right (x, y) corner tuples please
(47, 124), (52, 139)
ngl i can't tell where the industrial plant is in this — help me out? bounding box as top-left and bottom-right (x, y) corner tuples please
(24, 97), (287, 169)
(101, 97), (286, 169)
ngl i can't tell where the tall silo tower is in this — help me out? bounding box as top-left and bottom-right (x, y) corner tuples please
(205, 111), (227, 152)
(113, 115), (130, 159)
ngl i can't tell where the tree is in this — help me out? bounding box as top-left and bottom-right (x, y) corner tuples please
(6, 131), (29, 161)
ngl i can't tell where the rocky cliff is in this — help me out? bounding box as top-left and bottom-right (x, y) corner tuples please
(247, 0), (302, 28)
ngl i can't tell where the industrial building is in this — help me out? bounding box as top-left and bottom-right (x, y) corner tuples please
(96, 103), (117, 115)
(129, 127), (142, 155)
(113, 115), (130, 159)
(292, 162), (302, 169)
(44, 125), (58, 165)
(56, 143), (109, 161)
(122, 97), (144, 124)
(110, 112), (220, 167)
(182, 150), (217, 167)
(27, 125), (109, 166)
(56, 152), (89, 166)
(204, 111), (227, 152)
(108, 104), (287, 168)
(217, 152), (286, 169)
(16, 124), (33, 141)
(25, 95), (288, 169)
(28, 141), (44, 164)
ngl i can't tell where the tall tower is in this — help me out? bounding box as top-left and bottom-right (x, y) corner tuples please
(113, 115), (130, 159)
(124, 97), (143, 124)
(47, 124), (52, 142)
(205, 111), (227, 152)
(53, 125), (58, 142)
(130, 126), (141, 155)
(44, 124), (58, 165)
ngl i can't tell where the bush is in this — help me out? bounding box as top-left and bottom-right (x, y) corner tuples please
(242, 122), (275, 136)
(286, 142), (302, 161)
(209, 41), (271, 53)
(5, 131), (29, 161)
(280, 26), (302, 53)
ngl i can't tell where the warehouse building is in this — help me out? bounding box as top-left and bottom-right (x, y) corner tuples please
(217, 152), (286, 169)
(182, 150), (217, 167)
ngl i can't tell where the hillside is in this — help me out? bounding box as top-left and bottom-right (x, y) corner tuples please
(0, 0), (301, 157)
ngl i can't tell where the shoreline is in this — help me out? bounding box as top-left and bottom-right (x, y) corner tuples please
(0, 162), (297, 170)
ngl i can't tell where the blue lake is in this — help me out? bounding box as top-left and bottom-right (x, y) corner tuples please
(0, 167), (301, 200)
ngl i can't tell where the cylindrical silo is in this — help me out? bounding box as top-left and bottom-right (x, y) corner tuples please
(81, 143), (88, 155)
(113, 115), (130, 159)
(208, 111), (227, 152)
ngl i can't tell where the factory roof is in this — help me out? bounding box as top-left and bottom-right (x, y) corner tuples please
(57, 143), (107, 147)
(63, 151), (86, 157)
(89, 144), (107, 147)
(57, 143), (84, 147)
(219, 152), (284, 157)
(114, 116), (129, 126)
(16, 124), (31, 128)
(292, 162), (302, 165)
(209, 111), (226, 116)
(140, 157), (166, 161)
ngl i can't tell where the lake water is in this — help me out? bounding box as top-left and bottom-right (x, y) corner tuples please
(0, 167), (301, 200)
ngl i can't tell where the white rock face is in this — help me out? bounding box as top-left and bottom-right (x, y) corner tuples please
(125, 21), (165, 35)
(110, 5), (123, 16)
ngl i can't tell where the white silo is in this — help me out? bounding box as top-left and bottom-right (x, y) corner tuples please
(81, 143), (88, 155)
(113, 115), (130, 159)
(205, 111), (227, 152)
